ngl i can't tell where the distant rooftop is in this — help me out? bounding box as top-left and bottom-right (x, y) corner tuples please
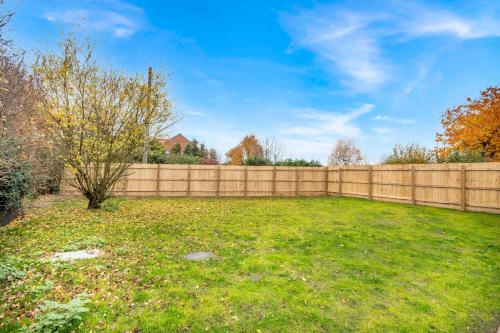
(158, 133), (191, 152)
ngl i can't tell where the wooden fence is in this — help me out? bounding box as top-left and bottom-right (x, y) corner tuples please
(61, 162), (500, 214)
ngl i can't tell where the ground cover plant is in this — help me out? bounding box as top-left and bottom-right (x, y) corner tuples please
(0, 196), (499, 332)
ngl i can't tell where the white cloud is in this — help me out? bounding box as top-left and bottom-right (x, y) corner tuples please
(281, 10), (389, 91)
(281, 2), (500, 91)
(281, 103), (373, 141)
(400, 6), (500, 39)
(282, 103), (373, 138)
(372, 127), (393, 135)
(373, 115), (416, 124)
(185, 110), (205, 117)
(44, 1), (144, 38)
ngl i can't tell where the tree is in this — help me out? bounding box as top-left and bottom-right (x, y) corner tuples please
(202, 148), (219, 165)
(133, 138), (169, 163)
(226, 135), (265, 165)
(33, 37), (174, 209)
(226, 146), (244, 165)
(436, 87), (499, 161)
(171, 143), (181, 154)
(263, 137), (285, 163)
(184, 139), (201, 156)
(0, 2), (62, 196)
(382, 143), (434, 164)
(328, 138), (364, 166)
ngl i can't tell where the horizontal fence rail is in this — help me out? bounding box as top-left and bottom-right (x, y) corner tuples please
(61, 162), (500, 214)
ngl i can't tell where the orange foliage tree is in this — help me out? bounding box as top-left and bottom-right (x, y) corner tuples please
(436, 87), (499, 161)
(225, 135), (264, 165)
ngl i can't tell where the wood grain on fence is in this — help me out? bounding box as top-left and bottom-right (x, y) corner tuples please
(61, 162), (500, 214)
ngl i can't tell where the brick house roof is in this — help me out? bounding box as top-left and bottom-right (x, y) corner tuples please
(159, 133), (191, 153)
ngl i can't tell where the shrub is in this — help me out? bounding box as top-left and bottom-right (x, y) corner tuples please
(22, 293), (91, 333)
(0, 259), (25, 282)
(273, 159), (322, 167)
(162, 153), (202, 164)
(0, 138), (30, 225)
(436, 149), (485, 163)
(245, 156), (271, 166)
(382, 143), (434, 164)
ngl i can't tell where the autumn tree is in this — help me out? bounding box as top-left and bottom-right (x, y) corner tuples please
(226, 146), (244, 165)
(34, 37), (174, 209)
(436, 87), (499, 161)
(225, 135), (265, 165)
(382, 143), (434, 164)
(328, 138), (364, 166)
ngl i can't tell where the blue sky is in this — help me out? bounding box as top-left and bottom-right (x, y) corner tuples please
(4, 0), (500, 163)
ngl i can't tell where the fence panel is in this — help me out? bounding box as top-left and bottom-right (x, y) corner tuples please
(61, 162), (500, 213)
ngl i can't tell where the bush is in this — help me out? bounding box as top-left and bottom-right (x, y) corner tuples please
(273, 159), (322, 167)
(436, 150), (485, 163)
(244, 156), (271, 166)
(162, 153), (202, 164)
(382, 143), (434, 164)
(0, 138), (30, 225)
(0, 259), (25, 282)
(22, 293), (91, 333)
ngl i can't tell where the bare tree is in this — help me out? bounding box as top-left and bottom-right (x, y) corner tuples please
(0, 2), (63, 194)
(262, 137), (285, 163)
(0, 1), (36, 140)
(328, 138), (364, 166)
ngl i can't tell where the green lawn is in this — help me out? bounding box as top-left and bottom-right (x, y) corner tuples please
(1, 196), (499, 332)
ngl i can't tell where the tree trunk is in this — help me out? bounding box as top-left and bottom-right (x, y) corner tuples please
(87, 196), (102, 209)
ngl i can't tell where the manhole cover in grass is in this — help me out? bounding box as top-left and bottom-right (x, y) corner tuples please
(184, 251), (215, 261)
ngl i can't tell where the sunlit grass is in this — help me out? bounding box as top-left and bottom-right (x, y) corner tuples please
(1, 196), (499, 332)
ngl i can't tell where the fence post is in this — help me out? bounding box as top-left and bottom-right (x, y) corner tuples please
(272, 166), (277, 196)
(295, 167), (299, 197)
(156, 164), (161, 196)
(460, 165), (466, 211)
(244, 166), (248, 197)
(411, 166), (416, 205)
(338, 167), (343, 196)
(368, 165), (373, 200)
(187, 165), (191, 197)
(216, 166), (221, 197)
(123, 174), (128, 197)
(324, 167), (329, 196)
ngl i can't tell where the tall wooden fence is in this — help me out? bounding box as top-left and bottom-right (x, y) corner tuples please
(61, 163), (500, 214)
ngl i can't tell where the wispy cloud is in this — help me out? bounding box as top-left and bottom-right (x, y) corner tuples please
(281, 2), (500, 92)
(373, 115), (416, 125)
(399, 3), (500, 39)
(44, 1), (144, 38)
(372, 127), (393, 135)
(281, 103), (374, 138)
(281, 9), (389, 92)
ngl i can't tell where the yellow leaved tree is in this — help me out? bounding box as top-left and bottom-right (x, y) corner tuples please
(33, 37), (175, 208)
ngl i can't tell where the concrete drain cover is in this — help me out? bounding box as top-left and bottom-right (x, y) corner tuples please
(184, 251), (215, 261)
(51, 249), (102, 261)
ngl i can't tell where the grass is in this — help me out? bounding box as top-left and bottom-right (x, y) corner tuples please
(0, 196), (499, 332)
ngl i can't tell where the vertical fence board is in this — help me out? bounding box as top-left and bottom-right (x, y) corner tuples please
(60, 162), (500, 213)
